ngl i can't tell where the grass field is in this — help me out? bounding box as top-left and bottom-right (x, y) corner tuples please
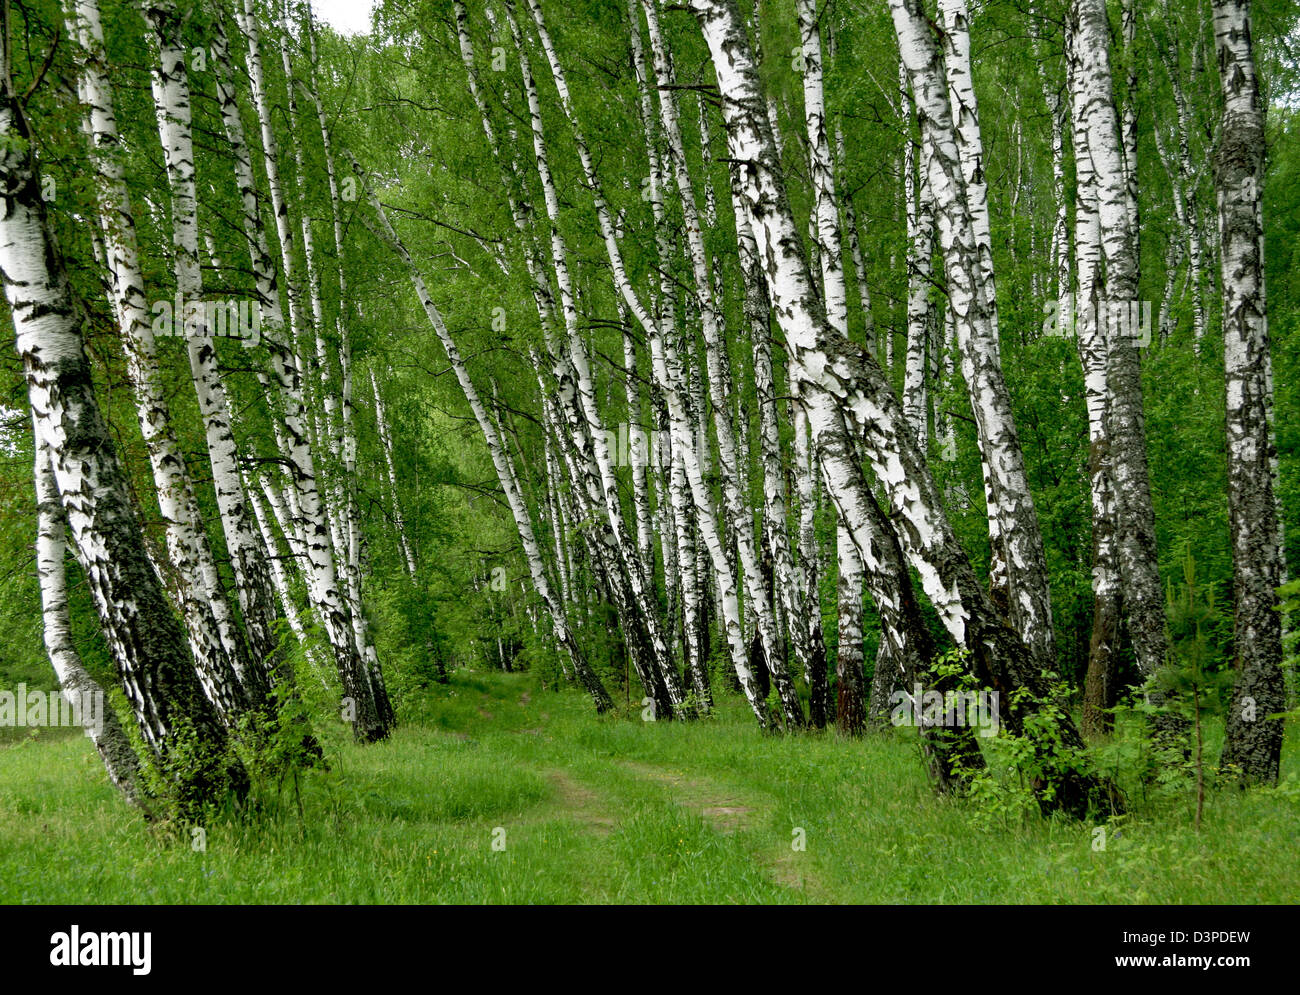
(2, 670), (1297, 904)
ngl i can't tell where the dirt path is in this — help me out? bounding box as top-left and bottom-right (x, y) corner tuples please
(510, 719), (827, 899)
(617, 761), (760, 833)
(544, 770), (616, 836)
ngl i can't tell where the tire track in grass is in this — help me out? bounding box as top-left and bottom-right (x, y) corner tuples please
(614, 759), (830, 899)
(484, 686), (827, 899)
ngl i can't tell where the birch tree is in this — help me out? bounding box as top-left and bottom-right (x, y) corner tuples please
(1212, 0), (1285, 784)
(1068, 0), (1168, 687)
(898, 0), (1057, 672)
(143, 0), (283, 696)
(34, 434), (145, 808)
(228, 1), (394, 740)
(689, 0), (1111, 813)
(0, 52), (245, 810)
(66, 0), (254, 724)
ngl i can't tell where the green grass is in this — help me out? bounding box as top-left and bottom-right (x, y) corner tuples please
(1, 670), (1297, 903)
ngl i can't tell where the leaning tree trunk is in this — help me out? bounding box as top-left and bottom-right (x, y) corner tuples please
(690, 0), (1113, 816)
(67, 0), (252, 726)
(143, 0), (283, 697)
(628, 1), (709, 696)
(370, 368), (417, 576)
(464, 0), (666, 703)
(724, 147), (812, 708)
(1213, 0), (1285, 785)
(799, 0), (869, 732)
(642, 0), (801, 727)
(34, 433), (145, 808)
(298, 6), (389, 717)
(513, 0), (773, 723)
(505, 0), (684, 717)
(0, 73), (245, 813)
(226, 2), (392, 741)
(909, 0), (1057, 673)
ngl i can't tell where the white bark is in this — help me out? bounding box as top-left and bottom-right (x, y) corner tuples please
(520, 0), (763, 720)
(34, 433), (145, 805)
(229, 1), (391, 739)
(1213, 0), (1284, 783)
(896, 0), (1056, 669)
(1, 73), (240, 803)
(641, 0), (801, 725)
(67, 0), (251, 724)
(370, 367), (417, 576)
(1069, 0), (1166, 682)
(144, 0), (282, 692)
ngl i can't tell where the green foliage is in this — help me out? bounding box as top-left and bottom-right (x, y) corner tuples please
(941, 654), (1101, 827)
(0, 0), (1297, 899)
(127, 711), (244, 829)
(1155, 546), (1233, 717)
(1093, 548), (1236, 825)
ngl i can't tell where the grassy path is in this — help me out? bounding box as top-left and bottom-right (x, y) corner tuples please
(1, 670), (1297, 903)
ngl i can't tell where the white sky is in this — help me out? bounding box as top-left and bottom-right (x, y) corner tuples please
(311, 0), (375, 36)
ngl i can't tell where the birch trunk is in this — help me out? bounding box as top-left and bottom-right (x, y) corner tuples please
(920, 0), (1056, 670)
(836, 523), (866, 735)
(0, 73), (245, 810)
(67, 0), (252, 725)
(1068, 25), (1124, 739)
(725, 147), (812, 705)
(621, 307), (655, 568)
(627, 2), (707, 691)
(247, 481), (331, 689)
(505, 1), (684, 716)
(1031, 17), (1071, 312)
(511, 0), (784, 720)
(1158, 1), (1208, 345)
(230, 0), (392, 741)
(836, 122), (875, 347)
(902, 114), (933, 452)
(1120, 0), (1140, 278)
(34, 434), (145, 807)
(691, 0), (1110, 814)
(143, 0), (282, 694)
(1213, 0), (1284, 784)
(298, 7), (387, 702)
(371, 368), (417, 575)
(642, 0), (801, 726)
(792, 382), (829, 725)
(1068, 0), (1167, 685)
(275, 3), (350, 601)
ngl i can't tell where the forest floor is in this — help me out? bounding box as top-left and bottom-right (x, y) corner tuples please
(1, 670), (1298, 903)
